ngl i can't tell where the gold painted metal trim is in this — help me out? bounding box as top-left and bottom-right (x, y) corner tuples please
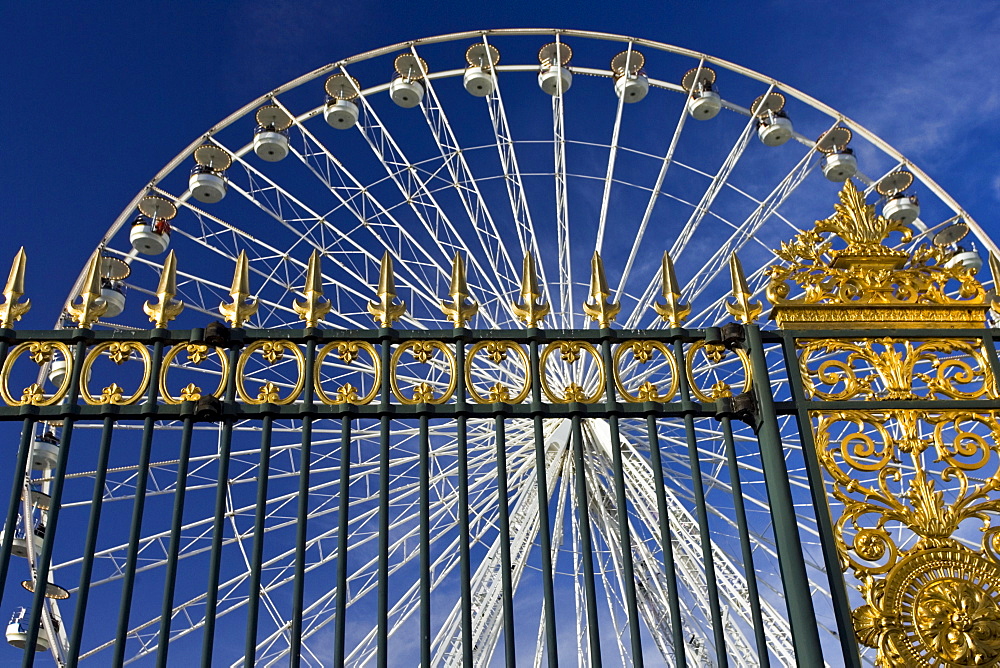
(685, 341), (752, 402)
(159, 343), (229, 404)
(539, 341), (604, 404)
(0, 342), (72, 406)
(314, 341), (381, 405)
(80, 342), (152, 406)
(613, 340), (678, 403)
(390, 341), (457, 405)
(465, 340), (531, 404)
(235, 340), (305, 405)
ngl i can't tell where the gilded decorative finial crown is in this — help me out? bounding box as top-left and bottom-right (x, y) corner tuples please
(67, 252), (108, 328)
(219, 251), (259, 328)
(293, 250), (331, 328)
(767, 180), (990, 329)
(582, 251), (620, 328)
(0, 248), (31, 329)
(653, 251), (690, 327)
(511, 254), (549, 327)
(725, 253), (762, 325)
(990, 251), (1000, 317)
(368, 252), (406, 327)
(143, 250), (184, 328)
(439, 253), (479, 327)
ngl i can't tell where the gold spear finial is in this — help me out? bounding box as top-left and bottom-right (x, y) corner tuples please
(990, 251), (1000, 316)
(219, 251), (259, 328)
(511, 254), (549, 327)
(653, 251), (690, 327)
(440, 253), (479, 327)
(143, 250), (184, 328)
(582, 251), (620, 328)
(293, 250), (332, 328)
(0, 248), (31, 329)
(368, 252), (406, 327)
(67, 252), (108, 328)
(725, 252), (762, 324)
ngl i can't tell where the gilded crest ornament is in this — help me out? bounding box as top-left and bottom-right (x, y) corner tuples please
(582, 252), (620, 328)
(143, 250), (184, 328)
(511, 254), (549, 328)
(219, 251), (259, 328)
(652, 251), (690, 327)
(0, 248), (31, 329)
(368, 252), (406, 327)
(66, 252), (108, 329)
(725, 253), (762, 325)
(292, 250), (331, 328)
(439, 252), (479, 327)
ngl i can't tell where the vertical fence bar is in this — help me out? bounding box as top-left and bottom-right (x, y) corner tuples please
(418, 412), (431, 666)
(243, 413), (273, 666)
(744, 324), (824, 666)
(201, 343), (241, 666)
(333, 415), (351, 666)
(672, 338), (728, 668)
(0, 417), (34, 615)
(644, 413), (687, 667)
(493, 413), (516, 664)
(22, 336), (87, 667)
(777, 331), (862, 668)
(453, 331), (473, 665)
(153, 410), (195, 668)
(377, 328), (392, 668)
(716, 412), (768, 666)
(528, 333), (558, 666)
(65, 416), (116, 667)
(600, 334), (643, 665)
(290, 336), (317, 665)
(111, 337), (166, 665)
(569, 414), (602, 666)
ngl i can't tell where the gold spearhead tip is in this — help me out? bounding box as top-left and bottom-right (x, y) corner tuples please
(725, 252), (763, 324)
(143, 250), (185, 328)
(219, 251), (259, 328)
(440, 253), (479, 327)
(67, 252), (108, 328)
(653, 251), (690, 327)
(512, 254), (549, 327)
(582, 251), (620, 328)
(0, 247), (31, 329)
(368, 252), (406, 327)
(990, 251), (1000, 315)
(293, 250), (331, 328)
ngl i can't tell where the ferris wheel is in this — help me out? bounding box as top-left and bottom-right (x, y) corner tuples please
(8, 28), (997, 667)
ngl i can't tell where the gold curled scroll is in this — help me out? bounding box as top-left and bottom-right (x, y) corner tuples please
(159, 343), (229, 404)
(465, 340), (530, 404)
(314, 341), (381, 405)
(613, 340), (678, 403)
(80, 341), (152, 405)
(235, 340), (305, 405)
(685, 340), (752, 403)
(389, 340), (457, 405)
(0, 341), (73, 406)
(539, 341), (604, 404)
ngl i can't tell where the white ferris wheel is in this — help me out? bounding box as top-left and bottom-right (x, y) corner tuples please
(8, 28), (997, 667)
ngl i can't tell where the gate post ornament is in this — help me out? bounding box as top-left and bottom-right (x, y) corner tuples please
(368, 251), (406, 327)
(652, 251), (690, 327)
(219, 250), (259, 328)
(582, 251), (620, 328)
(511, 254), (549, 327)
(143, 250), (184, 328)
(292, 249), (331, 328)
(66, 251), (108, 328)
(439, 252), (479, 327)
(0, 248), (30, 329)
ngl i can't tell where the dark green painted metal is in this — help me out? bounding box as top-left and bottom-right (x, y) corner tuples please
(153, 411), (195, 668)
(672, 336), (728, 668)
(599, 332), (643, 666)
(643, 413), (687, 668)
(376, 327), (393, 668)
(65, 416), (115, 668)
(419, 412), (432, 666)
(289, 336), (317, 667)
(0, 417), (33, 617)
(528, 333), (559, 667)
(492, 413), (516, 665)
(200, 344), (241, 666)
(778, 332), (864, 668)
(332, 415), (351, 666)
(744, 324), (825, 667)
(716, 411), (769, 667)
(453, 330), (474, 666)
(982, 330), (1000, 391)
(569, 414), (602, 666)
(243, 413), (274, 666)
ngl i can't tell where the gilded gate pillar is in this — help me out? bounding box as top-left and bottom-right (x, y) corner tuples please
(768, 181), (1000, 666)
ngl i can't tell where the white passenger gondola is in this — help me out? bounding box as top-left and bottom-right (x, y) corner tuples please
(97, 255), (130, 318)
(252, 105), (292, 162)
(537, 42), (572, 95)
(188, 144), (231, 203)
(876, 170), (921, 225)
(935, 221), (983, 272)
(129, 195), (176, 255)
(30, 430), (60, 470)
(611, 49), (649, 103)
(463, 43), (500, 97)
(6, 608), (50, 652)
(816, 127), (858, 181)
(323, 74), (360, 129)
(389, 54), (427, 108)
(752, 92), (793, 146)
(682, 66), (721, 120)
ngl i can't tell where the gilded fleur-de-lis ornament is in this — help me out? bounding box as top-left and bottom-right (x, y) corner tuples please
(653, 251), (690, 327)
(293, 250), (331, 328)
(219, 251), (259, 328)
(725, 252), (762, 324)
(67, 252), (108, 328)
(0, 248), (30, 329)
(143, 250), (184, 328)
(440, 252), (479, 327)
(511, 254), (549, 327)
(990, 251), (1000, 316)
(368, 252), (406, 327)
(582, 251), (620, 328)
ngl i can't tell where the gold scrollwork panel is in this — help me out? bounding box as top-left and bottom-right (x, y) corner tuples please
(465, 340), (530, 404)
(81, 342), (152, 405)
(539, 341), (604, 404)
(314, 341), (381, 405)
(799, 338), (998, 402)
(0, 342), (73, 406)
(685, 341), (752, 402)
(235, 340), (305, 405)
(159, 344), (229, 403)
(613, 340), (678, 403)
(390, 341), (456, 405)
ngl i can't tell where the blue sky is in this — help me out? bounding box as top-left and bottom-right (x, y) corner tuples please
(1, 1), (998, 326)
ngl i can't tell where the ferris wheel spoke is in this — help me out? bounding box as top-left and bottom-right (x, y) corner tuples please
(551, 75), (573, 329)
(594, 64), (629, 255)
